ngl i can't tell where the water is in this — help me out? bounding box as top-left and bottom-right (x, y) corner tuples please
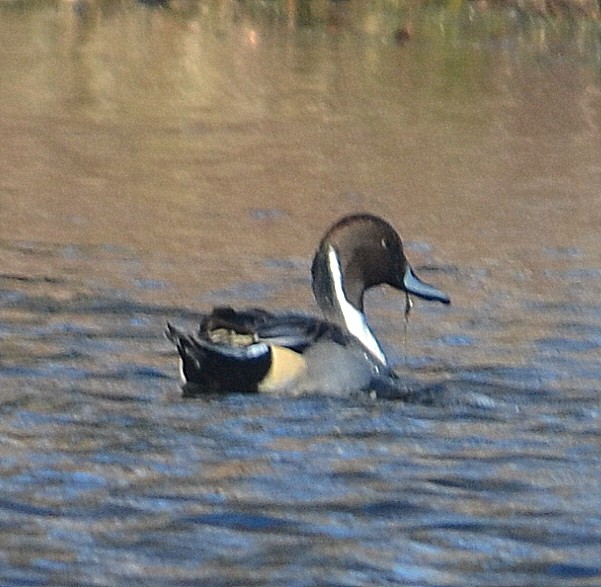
(1, 1), (600, 585)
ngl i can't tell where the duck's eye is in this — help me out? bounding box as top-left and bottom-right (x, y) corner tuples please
(381, 238), (389, 249)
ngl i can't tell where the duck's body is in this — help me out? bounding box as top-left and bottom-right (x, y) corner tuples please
(167, 306), (396, 396)
(166, 214), (450, 396)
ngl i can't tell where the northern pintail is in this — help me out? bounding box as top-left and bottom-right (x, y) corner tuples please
(166, 213), (450, 396)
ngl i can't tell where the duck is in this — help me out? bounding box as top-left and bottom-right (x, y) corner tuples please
(166, 213), (450, 397)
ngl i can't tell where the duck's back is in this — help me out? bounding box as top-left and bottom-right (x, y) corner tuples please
(198, 306), (350, 352)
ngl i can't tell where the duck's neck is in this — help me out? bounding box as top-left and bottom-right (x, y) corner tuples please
(312, 245), (388, 365)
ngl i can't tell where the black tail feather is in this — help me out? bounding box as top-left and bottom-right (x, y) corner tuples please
(165, 322), (272, 394)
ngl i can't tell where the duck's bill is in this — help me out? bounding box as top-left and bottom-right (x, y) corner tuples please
(403, 266), (451, 304)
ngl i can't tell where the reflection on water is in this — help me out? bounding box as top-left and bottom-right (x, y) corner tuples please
(1, 1), (600, 585)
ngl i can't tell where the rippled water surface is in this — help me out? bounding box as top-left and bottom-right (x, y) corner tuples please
(1, 1), (600, 585)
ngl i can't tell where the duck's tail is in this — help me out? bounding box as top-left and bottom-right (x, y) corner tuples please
(165, 323), (271, 395)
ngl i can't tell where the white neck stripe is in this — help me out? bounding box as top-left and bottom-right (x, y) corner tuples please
(327, 246), (387, 365)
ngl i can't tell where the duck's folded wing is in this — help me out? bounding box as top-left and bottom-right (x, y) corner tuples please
(198, 306), (273, 335)
(198, 306), (348, 352)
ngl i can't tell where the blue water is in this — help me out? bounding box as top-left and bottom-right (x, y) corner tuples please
(1, 240), (599, 586)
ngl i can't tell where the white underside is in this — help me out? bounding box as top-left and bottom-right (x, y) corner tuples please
(178, 358), (187, 383)
(327, 245), (388, 365)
